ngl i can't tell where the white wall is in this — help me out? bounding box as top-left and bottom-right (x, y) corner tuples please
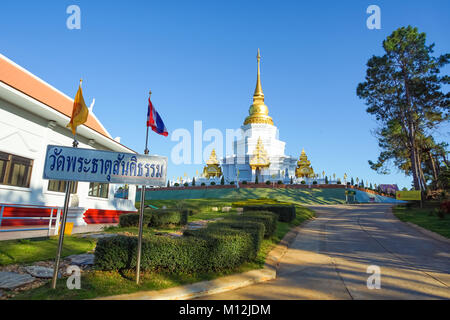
(0, 97), (136, 212)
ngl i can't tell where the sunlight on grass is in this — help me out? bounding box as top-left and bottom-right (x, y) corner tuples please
(393, 205), (450, 238)
(0, 236), (96, 266)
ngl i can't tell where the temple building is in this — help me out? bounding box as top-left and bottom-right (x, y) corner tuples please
(0, 54), (137, 229)
(202, 149), (222, 178)
(295, 149), (315, 178)
(221, 50), (298, 183)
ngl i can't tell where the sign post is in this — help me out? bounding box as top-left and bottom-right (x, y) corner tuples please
(51, 139), (78, 289)
(43, 144), (167, 288)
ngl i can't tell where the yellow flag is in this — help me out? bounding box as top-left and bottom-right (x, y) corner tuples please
(67, 83), (89, 135)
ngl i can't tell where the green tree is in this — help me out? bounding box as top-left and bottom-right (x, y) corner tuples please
(357, 26), (449, 191)
(192, 177), (195, 186)
(220, 176), (224, 185)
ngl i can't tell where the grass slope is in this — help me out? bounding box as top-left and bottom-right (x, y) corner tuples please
(140, 187), (347, 204)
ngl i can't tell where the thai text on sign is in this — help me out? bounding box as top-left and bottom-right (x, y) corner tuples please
(43, 145), (167, 186)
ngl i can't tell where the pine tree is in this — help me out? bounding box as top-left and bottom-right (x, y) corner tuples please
(220, 176), (225, 185)
(357, 26), (449, 190)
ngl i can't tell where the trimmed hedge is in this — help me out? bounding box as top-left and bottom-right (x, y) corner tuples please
(95, 227), (257, 272)
(119, 212), (152, 227)
(149, 209), (188, 227)
(241, 204), (296, 222)
(242, 211), (277, 237)
(118, 210), (188, 228)
(196, 220), (265, 257)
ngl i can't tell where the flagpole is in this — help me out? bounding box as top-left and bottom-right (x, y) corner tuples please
(51, 80), (82, 289)
(136, 90), (151, 284)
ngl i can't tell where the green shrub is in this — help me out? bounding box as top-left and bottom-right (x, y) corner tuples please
(301, 180), (306, 184)
(174, 183), (180, 187)
(313, 181), (318, 185)
(119, 212), (152, 227)
(210, 181), (216, 186)
(95, 227), (258, 272)
(266, 180), (271, 185)
(184, 183), (189, 187)
(230, 181), (235, 185)
(201, 182), (206, 186)
(277, 180), (283, 185)
(147, 209), (188, 227)
(189, 220), (264, 259)
(94, 235), (134, 270)
(95, 235), (208, 272)
(241, 211), (277, 237)
(241, 204), (296, 222)
(242, 180), (248, 184)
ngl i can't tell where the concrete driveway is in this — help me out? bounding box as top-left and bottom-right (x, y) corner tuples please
(198, 204), (450, 300)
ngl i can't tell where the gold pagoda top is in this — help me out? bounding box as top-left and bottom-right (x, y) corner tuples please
(203, 149), (222, 178)
(244, 49), (274, 126)
(250, 137), (270, 170)
(295, 149), (315, 178)
(206, 149), (219, 165)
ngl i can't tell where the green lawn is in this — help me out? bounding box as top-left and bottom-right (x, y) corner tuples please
(0, 236), (96, 266)
(393, 204), (450, 239)
(13, 204), (314, 300)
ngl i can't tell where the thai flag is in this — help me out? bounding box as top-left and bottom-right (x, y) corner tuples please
(146, 97), (168, 137)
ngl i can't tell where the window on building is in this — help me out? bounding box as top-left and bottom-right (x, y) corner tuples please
(88, 182), (109, 198)
(47, 180), (78, 194)
(0, 151), (33, 188)
(114, 184), (129, 199)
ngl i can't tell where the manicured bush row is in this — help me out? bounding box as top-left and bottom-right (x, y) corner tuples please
(242, 211), (278, 237)
(241, 204), (296, 222)
(95, 228), (256, 272)
(194, 220), (265, 257)
(119, 212), (152, 227)
(149, 209), (188, 227)
(118, 210), (188, 228)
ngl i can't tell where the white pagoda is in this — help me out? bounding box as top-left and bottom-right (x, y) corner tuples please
(221, 50), (297, 183)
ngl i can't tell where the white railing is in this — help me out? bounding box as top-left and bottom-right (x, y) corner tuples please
(0, 203), (62, 236)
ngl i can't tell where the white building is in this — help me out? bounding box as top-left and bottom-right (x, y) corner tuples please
(221, 50), (297, 183)
(0, 54), (137, 227)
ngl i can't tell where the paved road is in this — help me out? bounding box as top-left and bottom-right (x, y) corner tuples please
(198, 204), (450, 300)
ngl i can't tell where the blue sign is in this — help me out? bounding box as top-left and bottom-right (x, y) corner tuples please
(43, 145), (167, 186)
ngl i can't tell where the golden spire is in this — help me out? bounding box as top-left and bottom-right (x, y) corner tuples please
(244, 49), (274, 126)
(253, 49), (264, 102)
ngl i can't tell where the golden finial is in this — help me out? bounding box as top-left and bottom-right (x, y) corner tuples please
(244, 49), (274, 126)
(149, 90), (152, 96)
(254, 48), (264, 99)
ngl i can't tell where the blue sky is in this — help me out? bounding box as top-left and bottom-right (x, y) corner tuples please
(1, 0), (449, 188)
